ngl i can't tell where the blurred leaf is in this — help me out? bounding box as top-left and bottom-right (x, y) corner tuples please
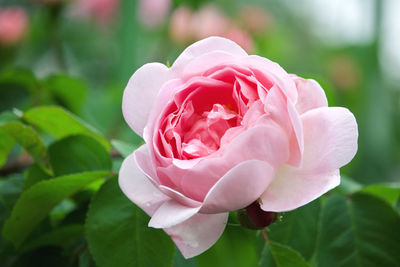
(196, 227), (259, 267)
(359, 183), (400, 206)
(0, 130), (15, 168)
(2, 171), (111, 247)
(259, 241), (310, 267)
(48, 135), (112, 176)
(111, 139), (136, 158)
(316, 194), (400, 267)
(0, 68), (38, 112)
(0, 175), (24, 227)
(21, 224), (84, 253)
(23, 106), (111, 151)
(43, 75), (86, 114)
(24, 163), (52, 190)
(268, 199), (320, 260)
(174, 249), (198, 267)
(332, 176), (363, 195)
(86, 177), (175, 267)
(0, 121), (51, 173)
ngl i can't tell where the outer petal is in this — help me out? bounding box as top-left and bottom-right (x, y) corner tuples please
(149, 200), (200, 228)
(260, 168), (340, 212)
(200, 160), (275, 214)
(171, 36), (248, 74)
(122, 63), (172, 137)
(260, 106), (358, 211)
(299, 107), (358, 173)
(292, 76), (328, 114)
(118, 152), (169, 216)
(164, 212), (228, 259)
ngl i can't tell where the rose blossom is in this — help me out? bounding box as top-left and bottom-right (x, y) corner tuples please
(0, 8), (28, 46)
(119, 37), (358, 258)
(138, 0), (171, 28)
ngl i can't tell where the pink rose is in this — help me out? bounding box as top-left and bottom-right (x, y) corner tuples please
(70, 0), (119, 26)
(119, 37), (358, 258)
(0, 7), (28, 46)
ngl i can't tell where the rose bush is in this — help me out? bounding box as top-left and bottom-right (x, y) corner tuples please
(119, 37), (358, 258)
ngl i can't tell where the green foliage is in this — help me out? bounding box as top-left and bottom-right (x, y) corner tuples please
(86, 177), (175, 267)
(23, 106), (111, 151)
(0, 121), (51, 173)
(316, 194), (400, 267)
(48, 135), (112, 176)
(259, 241), (310, 267)
(2, 171), (111, 247)
(111, 139), (137, 158)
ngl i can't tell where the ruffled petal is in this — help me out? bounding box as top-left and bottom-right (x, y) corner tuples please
(200, 160), (275, 213)
(118, 153), (169, 216)
(123, 63), (172, 137)
(260, 106), (358, 211)
(172, 36), (248, 74)
(292, 76), (328, 114)
(148, 199), (200, 228)
(164, 212), (228, 259)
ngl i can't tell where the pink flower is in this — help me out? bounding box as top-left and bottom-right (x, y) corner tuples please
(0, 8), (28, 46)
(120, 37), (358, 258)
(223, 26), (254, 53)
(70, 0), (119, 26)
(138, 0), (171, 28)
(190, 4), (229, 40)
(169, 6), (193, 45)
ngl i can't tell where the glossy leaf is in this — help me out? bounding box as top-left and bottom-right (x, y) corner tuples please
(316, 193), (400, 267)
(23, 106), (111, 151)
(268, 199), (320, 260)
(2, 171), (111, 247)
(0, 121), (51, 173)
(43, 75), (86, 113)
(48, 135), (112, 176)
(86, 177), (175, 267)
(259, 241), (310, 267)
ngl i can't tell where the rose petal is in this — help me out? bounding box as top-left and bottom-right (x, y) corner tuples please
(119, 153), (169, 216)
(200, 160), (275, 214)
(181, 122), (289, 201)
(260, 106), (358, 211)
(172, 36), (248, 74)
(123, 63), (172, 137)
(148, 199), (200, 228)
(260, 168), (340, 212)
(292, 76), (328, 114)
(164, 212), (228, 259)
(299, 107), (358, 173)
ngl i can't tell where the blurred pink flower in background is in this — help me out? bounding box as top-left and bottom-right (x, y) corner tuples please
(0, 8), (28, 45)
(238, 5), (273, 34)
(169, 6), (193, 44)
(223, 25), (253, 53)
(169, 4), (254, 53)
(190, 4), (229, 40)
(71, 0), (119, 26)
(138, 0), (171, 28)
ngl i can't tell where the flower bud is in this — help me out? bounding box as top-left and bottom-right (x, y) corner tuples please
(238, 201), (277, 230)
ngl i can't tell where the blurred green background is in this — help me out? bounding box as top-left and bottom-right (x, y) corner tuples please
(0, 0), (399, 266)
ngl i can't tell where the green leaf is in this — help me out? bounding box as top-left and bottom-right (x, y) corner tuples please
(0, 121), (51, 173)
(43, 75), (86, 113)
(24, 163), (52, 190)
(316, 193), (400, 267)
(196, 226), (259, 267)
(111, 139), (137, 158)
(2, 171), (111, 247)
(332, 176), (363, 195)
(259, 241), (310, 267)
(0, 68), (38, 112)
(23, 106), (111, 151)
(268, 199), (320, 260)
(86, 177), (175, 267)
(0, 174), (24, 227)
(0, 129), (15, 168)
(359, 183), (400, 206)
(21, 224), (84, 253)
(48, 135), (112, 176)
